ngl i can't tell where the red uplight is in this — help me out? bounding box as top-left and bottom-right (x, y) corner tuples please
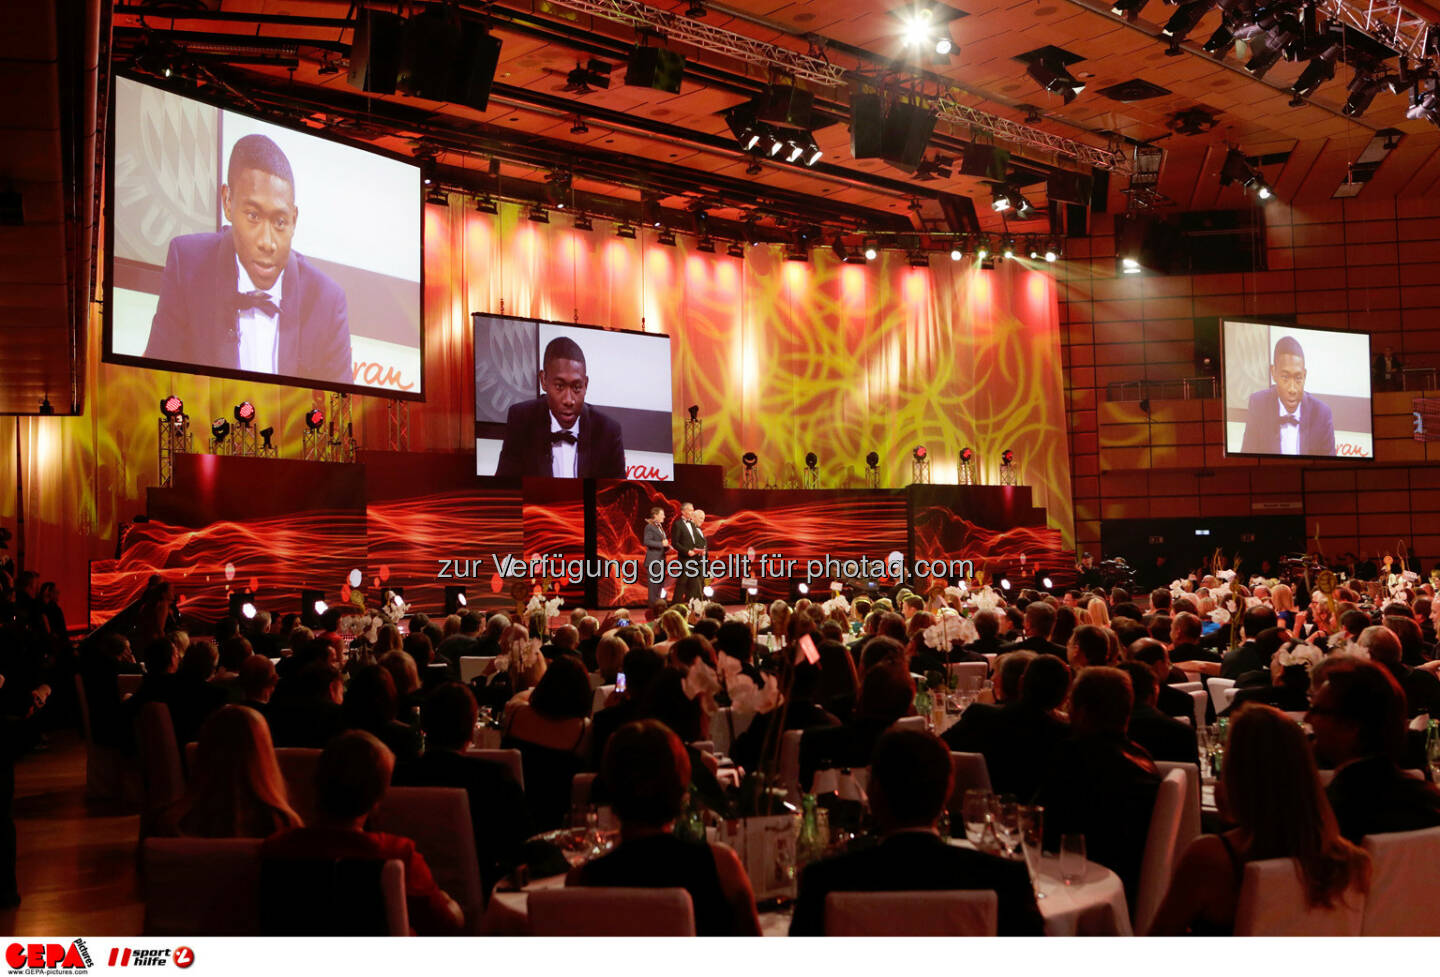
(305, 408), (325, 430)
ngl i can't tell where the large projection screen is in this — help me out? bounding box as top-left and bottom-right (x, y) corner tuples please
(1222, 319), (1372, 460)
(104, 74), (424, 398)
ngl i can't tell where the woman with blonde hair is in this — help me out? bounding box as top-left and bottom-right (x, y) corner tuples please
(1085, 596), (1110, 628)
(1270, 583), (1297, 630)
(1151, 703), (1369, 935)
(652, 608), (690, 654)
(161, 705), (302, 838)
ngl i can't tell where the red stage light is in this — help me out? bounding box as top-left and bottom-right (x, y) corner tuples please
(305, 408), (325, 430)
(234, 401), (256, 424)
(160, 395), (183, 418)
(960, 447), (974, 462)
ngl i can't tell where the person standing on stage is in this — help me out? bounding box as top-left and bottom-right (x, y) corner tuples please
(690, 509), (709, 599)
(643, 507), (670, 605)
(673, 502), (701, 602)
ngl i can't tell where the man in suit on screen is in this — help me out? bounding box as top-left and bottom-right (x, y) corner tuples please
(1239, 335), (1336, 457)
(143, 134), (352, 384)
(494, 336), (626, 478)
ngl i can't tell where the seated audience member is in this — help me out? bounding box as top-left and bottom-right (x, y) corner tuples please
(590, 647), (667, 768)
(1066, 623), (1112, 671)
(1037, 667), (1160, 905)
(730, 660), (840, 774)
(393, 683), (527, 895)
(942, 650), (1033, 747)
(503, 654), (592, 831)
(378, 649), (424, 724)
(858, 635), (907, 675)
(215, 635), (254, 686)
(963, 610), (1007, 658)
(1170, 612), (1220, 665)
(1219, 607), (1281, 681)
(1049, 605), (1079, 650)
(238, 655), (279, 717)
(78, 633), (140, 750)
(262, 730), (464, 934)
(945, 653), (1069, 801)
(169, 640), (230, 746)
(1127, 640), (1195, 720)
(1084, 597), (1110, 628)
(1308, 658), (1440, 843)
(1226, 639), (1320, 714)
(592, 633), (627, 689)
(1363, 623), (1440, 718)
(342, 665), (422, 764)
(568, 721), (761, 936)
(714, 620), (764, 689)
(815, 638), (860, 722)
(435, 611), (483, 671)
(1118, 661), (1199, 764)
(401, 633), (440, 689)
(268, 663), (345, 748)
(159, 705), (302, 838)
(791, 728), (1043, 936)
(1151, 703), (1370, 935)
(576, 616), (602, 671)
(130, 635), (183, 711)
(798, 663), (913, 791)
(652, 609), (690, 656)
(543, 624), (580, 662)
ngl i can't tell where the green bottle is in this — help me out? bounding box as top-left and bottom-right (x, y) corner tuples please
(796, 794), (825, 869)
(1426, 719), (1440, 772)
(674, 790), (706, 843)
(914, 677), (933, 720)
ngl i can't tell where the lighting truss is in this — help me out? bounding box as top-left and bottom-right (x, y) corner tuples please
(1313, 0), (1434, 60)
(540, 0), (1130, 170)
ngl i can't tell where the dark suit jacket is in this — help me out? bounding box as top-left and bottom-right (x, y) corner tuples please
(144, 229), (350, 384)
(1239, 388), (1336, 457)
(962, 636), (1007, 658)
(1157, 683), (1196, 721)
(790, 831), (1043, 936)
(493, 398), (625, 478)
(1326, 754), (1440, 843)
(998, 634), (1068, 659)
(1220, 640), (1268, 681)
(942, 701), (1069, 802)
(1128, 704), (1199, 764)
(1171, 641), (1221, 665)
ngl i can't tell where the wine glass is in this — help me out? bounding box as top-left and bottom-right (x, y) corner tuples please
(961, 789), (994, 847)
(991, 795), (1021, 859)
(1059, 833), (1087, 885)
(1018, 804), (1045, 900)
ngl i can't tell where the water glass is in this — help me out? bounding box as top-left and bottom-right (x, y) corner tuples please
(991, 795), (1021, 859)
(961, 789), (994, 847)
(1059, 833), (1086, 885)
(1018, 804), (1045, 899)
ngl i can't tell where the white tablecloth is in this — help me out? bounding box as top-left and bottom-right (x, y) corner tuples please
(480, 850), (1131, 936)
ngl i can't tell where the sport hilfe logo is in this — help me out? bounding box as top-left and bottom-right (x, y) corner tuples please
(105, 949), (192, 969)
(5, 940), (94, 972)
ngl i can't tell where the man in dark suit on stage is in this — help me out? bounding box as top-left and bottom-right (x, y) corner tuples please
(642, 506), (669, 605)
(672, 502), (703, 602)
(494, 336), (626, 478)
(144, 134), (351, 384)
(791, 727), (1043, 936)
(1239, 335), (1336, 457)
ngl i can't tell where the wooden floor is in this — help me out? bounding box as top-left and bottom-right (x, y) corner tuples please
(1, 733), (144, 935)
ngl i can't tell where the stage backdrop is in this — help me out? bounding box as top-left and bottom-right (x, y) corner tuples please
(4, 199), (1071, 617)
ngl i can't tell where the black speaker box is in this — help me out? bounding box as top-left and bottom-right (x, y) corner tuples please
(347, 8), (404, 95)
(881, 100), (937, 172)
(757, 86), (814, 127)
(452, 20), (503, 111)
(625, 48), (685, 93)
(1046, 169), (1094, 205)
(959, 144), (1010, 180)
(397, 8), (463, 100)
(849, 91), (885, 159)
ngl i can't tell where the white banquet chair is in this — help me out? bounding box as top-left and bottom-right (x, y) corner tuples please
(466, 747), (525, 791)
(1233, 858), (1366, 935)
(824, 890), (997, 936)
(1152, 761), (1201, 856)
(459, 656), (494, 683)
(1361, 825), (1440, 934)
(1206, 677), (1236, 717)
(143, 837), (263, 935)
(529, 887), (696, 936)
(950, 752), (992, 795)
(370, 786), (486, 934)
(947, 661), (989, 688)
(1133, 767), (1185, 935)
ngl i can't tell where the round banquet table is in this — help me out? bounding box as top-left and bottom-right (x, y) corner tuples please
(480, 845), (1131, 936)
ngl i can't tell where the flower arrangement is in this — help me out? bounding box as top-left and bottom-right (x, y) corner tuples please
(1274, 642), (1323, 672)
(820, 593), (851, 618)
(525, 593), (563, 620)
(725, 604), (770, 629)
(923, 612), (978, 651)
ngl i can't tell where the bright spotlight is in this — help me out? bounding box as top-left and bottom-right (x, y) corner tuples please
(703, 585), (715, 598)
(999, 578), (1011, 592)
(314, 599), (328, 615)
(798, 582), (809, 594)
(935, 37), (953, 54)
(864, 246), (878, 260)
(950, 248), (963, 261)
(1042, 576), (1054, 589)
(241, 601), (257, 619)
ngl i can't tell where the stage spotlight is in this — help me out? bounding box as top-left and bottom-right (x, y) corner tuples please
(425, 186), (448, 206)
(805, 452), (819, 470)
(657, 227), (677, 246)
(797, 581), (809, 595)
(726, 241), (746, 258)
(950, 247), (963, 261)
(1044, 242), (1059, 262)
(703, 585), (715, 598)
(864, 245), (878, 260)
(301, 588), (325, 627)
(1029, 244), (1041, 260)
(305, 407), (325, 430)
(960, 447), (974, 462)
(975, 239), (990, 260)
(229, 591), (256, 620)
(1290, 43), (1340, 101)
(528, 204), (550, 224)
(1343, 69), (1386, 117)
(572, 213), (594, 232)
(160, 395), (183, 418)
(907, 249), (930, 268)
(688, 404), (700, 421)
(444, 585), (468, 616)
(1042, 575), (1054, 589)
(615, 223), (637, 239)
(1025, 55), (1085, 103)
(999, 576), (1012, 591)
(1002, 237), (1016, 260)
(1122, 256), (1142, 274)
(314, 599), (327, 615)
(913, 445), (927, 461)
(990, 185), (1013, 213)
(687, 0), (707, 15)
(866, 451), (880, 470)
(260, 427), (274, 450)
(742, 451), (758, 469)
(211, 418), (230, 442)
(474, 195), (499, 215)
(696, 237), (716, 253)
(234, 401), (256, 425)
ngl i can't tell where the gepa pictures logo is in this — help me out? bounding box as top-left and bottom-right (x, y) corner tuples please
(5, 940), (93, 973)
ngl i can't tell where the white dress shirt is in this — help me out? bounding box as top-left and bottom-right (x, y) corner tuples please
(235, 257), (283, 374)
(1278, 398), (1302, 456)
(550, 411), (579, 478)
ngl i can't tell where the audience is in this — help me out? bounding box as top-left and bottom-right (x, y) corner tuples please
(159, 705), (301, 838)
(502, 655), (592, 830)
(1117, 661), (1198, 764)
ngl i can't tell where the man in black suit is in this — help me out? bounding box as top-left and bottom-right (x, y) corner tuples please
(997, 602), (1066, 659)
(1308, 658), (1440, 843)
(1169, 611), (1221, 665)
(642, 506), (669, 605)
(791, 728), (1043, 936)
(943, 653), (1070, 802)
(671, 502), (704, 602)
(1129, 639), (1197, 721)
(144, 134), (351, 384)
(1372, 345), (1403, 392)
(393, 683), (527, 895)
(961, 610), (1007, 658)
(1361, 624), (1440, 719)
(494, 336), (626, 478)
(1118, 662), (1198, 764)
(1238, 334), (1336, 457)
(1036, 667), (1161, 907)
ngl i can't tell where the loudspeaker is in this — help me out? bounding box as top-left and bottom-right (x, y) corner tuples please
(1090, 168), (1110, 213)
(397, 8), (462, 100)
(452, 20), (503, 111)
(849, 91), (885, 159)
(625, 47), (685, 93)
(959, 144), (1009, 180)
(1046, 169), (1094, 205)
(1194, 317), (1220, 376)
(757, 86), (814, 127)
(881, 100), (937, 172)
(347, 8), (404, 95)
(937, 191), (980, 234)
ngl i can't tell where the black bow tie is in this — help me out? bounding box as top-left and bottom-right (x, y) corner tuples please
(234, 290), (279, 317)
(1280, 413), (1300, 426)
(550, 429), (578, 445)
